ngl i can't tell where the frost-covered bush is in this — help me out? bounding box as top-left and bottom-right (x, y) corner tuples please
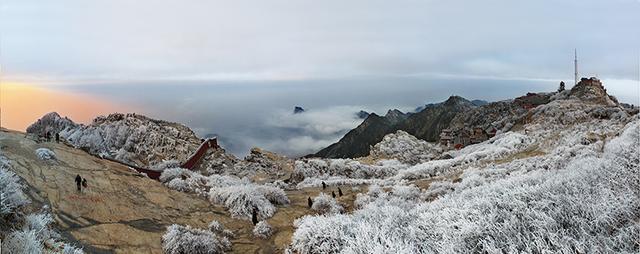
(2, 212), (84, 254)
(393, 131), (535, 180)
(253, 221), (273, 239)
(35, 148), (56, 161)
(159, 168), (289, 221)
(208, 220), (224, 233)
(370, 130), (442, 164)
(209, 186), (279, 220)
(2, 229), (43, 254)
(354, 184), (423, 210)
(0, 156), (30, 216)
(292, 158), (407, 188)
(162, 224), (231, 254)
(423, 180), (456, 200)
(311, 193), (343, 215)
(291, 119), (640, 253)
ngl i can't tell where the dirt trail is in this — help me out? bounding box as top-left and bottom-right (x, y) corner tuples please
(0, 130), (362, 253)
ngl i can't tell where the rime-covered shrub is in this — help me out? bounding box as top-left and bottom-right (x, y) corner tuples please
(209, 186), (278, 220)
(35, 148), (56, 161)
(354, 184), (423, 210)
(291, 119), (640, 253)
(162, 224), (231, 254)
(423, 180), (456, 199)
(311, 193), (343, 215)
(2, 229), (43, 254)
(2, 212), (84, 254)
(253, 221), (273, 239)
(208, 220), (224, 233)
(0, 156), (30, 216)
(23, 213), (55, 240)
(370, 130), (442, 164)
(292, 158), (407, 188)
(159, 168), (289, 221)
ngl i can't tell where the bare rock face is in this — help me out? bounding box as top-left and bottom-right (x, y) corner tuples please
(569, 77), (618, 106)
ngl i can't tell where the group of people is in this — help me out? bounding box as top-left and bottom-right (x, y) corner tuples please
(42, 131), (60, 143)
(75, 174), (88, 192)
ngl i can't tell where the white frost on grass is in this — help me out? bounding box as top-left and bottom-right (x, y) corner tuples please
(35, 148), (56, 161)
(290, 118), (640, 253)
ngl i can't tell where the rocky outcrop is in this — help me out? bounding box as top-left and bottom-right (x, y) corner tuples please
(27, 113), (237, 171)
(569, 77), (618, 106)
(293, 106), (305, 114)
(26, 112), (78, 136)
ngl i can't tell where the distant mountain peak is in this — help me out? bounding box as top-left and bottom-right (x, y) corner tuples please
(356, 110), (370, 119)
(293, 106), (305, 114)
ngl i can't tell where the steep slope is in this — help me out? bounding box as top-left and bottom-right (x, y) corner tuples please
(312, 109), (409, 158)
(398, 95), (476, 141)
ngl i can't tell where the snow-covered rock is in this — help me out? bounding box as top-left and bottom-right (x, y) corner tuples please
(35, 148), (56, 161)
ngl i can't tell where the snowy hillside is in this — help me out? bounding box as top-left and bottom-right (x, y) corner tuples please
(288, 84), (640, 253)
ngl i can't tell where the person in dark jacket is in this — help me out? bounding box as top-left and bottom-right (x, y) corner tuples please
(307, 197), (313, 208)
(332, 191), (336, 198)
(55, 133), (60, 143)
(82, 178), (88, 189)
(75, 175), (82, 191)
(338, 187), (343, 197)
(322, 181), (326, 190)
(252, 208), (259, 225)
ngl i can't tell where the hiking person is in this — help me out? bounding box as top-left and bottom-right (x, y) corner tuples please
(82, 178), (88, 189)
(75, 174), (82, 191)
(332, 191), (336, 198)
(338, 187), (343, 197)
(55, 133), (60, 143)
(252, 208), (259, 225)
(307, 197), (313, 208)
(322, 181), (326, 190)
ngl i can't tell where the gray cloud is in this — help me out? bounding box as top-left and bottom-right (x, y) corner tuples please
(1, 0), (639, 82)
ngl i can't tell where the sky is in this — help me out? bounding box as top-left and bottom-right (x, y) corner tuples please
(1, 0), (639, 157)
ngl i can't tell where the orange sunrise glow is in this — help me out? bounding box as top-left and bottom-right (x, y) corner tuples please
(0, 82), (128, 132)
